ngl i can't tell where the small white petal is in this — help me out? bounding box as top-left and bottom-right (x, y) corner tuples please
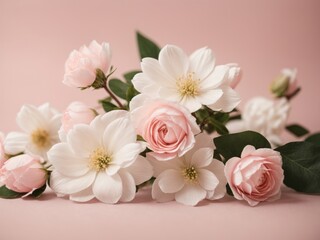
(4, 132), (28, 155)
(158, 169), (185, 194)
(189, 47), (215, 80)
(125, 155), (153, 185)
(198, 169), (219, 191)
(105, 164), (121, 176)
(180, 96), (202, 113)
(67, 124), (99, 158)
(103, 117), (136, 153)
(47, 143), (89, 177)
(16, 105), (48, 133)
(208, 86), (241, 112)
(152, 177), (175, 203)
(190, 148), (213, 168)
(159, 45), (189, 79)
(141, 57), (175, 87)
(93, 172), (122, 204)
(112, 143), (144, 166)
(50, 170), (96, 195)
(118, 171), (136, 202)
(196, 89), (223, 105)
(69, 187), (95, 202)
(175, 184), (206, 206)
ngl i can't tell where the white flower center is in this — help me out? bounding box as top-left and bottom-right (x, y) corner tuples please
(89, 147), (112, 172)
(31, 129), (50, 149)
(176, 72), (200, 97)
(183, 166), (198, 182)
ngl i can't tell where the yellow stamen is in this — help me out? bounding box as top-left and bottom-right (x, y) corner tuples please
(89, 148), (112, 172)
(183, 166), (198, 182)
(176, 72), (200, 97)
(31, 129), (50, 149)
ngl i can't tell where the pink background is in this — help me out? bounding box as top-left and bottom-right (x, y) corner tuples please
(0, 1), (320, 239)
(1, 0), (320, 135)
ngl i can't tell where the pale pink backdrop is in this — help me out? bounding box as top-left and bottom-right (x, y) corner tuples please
(1, 1), (320, 240)
(1, 0), (320, 134)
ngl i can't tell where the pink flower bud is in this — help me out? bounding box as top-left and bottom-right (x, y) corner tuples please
(59, 102), (96, 142)
(63, 41), (112, 88)
(226, 63), (242, 89)
(0, 154), (47, 193)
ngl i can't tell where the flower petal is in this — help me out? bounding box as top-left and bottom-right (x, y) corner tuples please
(112, 143), (144, 167)
(158, 169), (185, 194)
(50, 170), (96, 195)
(152, 177), (175, 203)
(48, 143), (90, 177)
(208, 86), (241, 112)
(118, 170), (136, 202)
(159, 45), (189, 79)
(141, 57), (175, 87)
(189, 47), (215, 80)
(93, 172), (122, 204)
(4, 132), (28, 155)
(175, 184), (206, 206)
(67, 124), (99, 158)
(180, 96), (202, 113)
(125, 155), (153, 185)
(196, 89), (223, 105)
(69, 187), (95, 202)
(16, 105), (48, 133)
(103, 117), (136, 153)
(190, 148), (213, 168)
(198, 169), (219, 191)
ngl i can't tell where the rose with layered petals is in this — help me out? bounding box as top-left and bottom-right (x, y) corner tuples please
(130, 94), (200, 161)
(0, 154), (47, 193)
(48, 110), (153, 204)
(63, 40), (111, 88)
(225, 145), (284, 206)
(150, 133), (227, 206)
(132, 44), (240, 113)
(59, 101), (96, 141)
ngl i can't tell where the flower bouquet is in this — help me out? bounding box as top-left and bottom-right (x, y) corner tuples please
(0, 32), (319, 206)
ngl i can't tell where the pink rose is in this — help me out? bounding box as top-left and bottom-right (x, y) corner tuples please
(225, 145), (284, 206)
(130, 95), (200, 161)
(63, 40), (111, 88)
(0, 154), (47, 193)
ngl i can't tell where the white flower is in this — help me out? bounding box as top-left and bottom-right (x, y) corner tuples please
(132, 45), (241, 113)
(227, 97), (290, 145)
(48, 110), (153, 204)
(150, 133), (226, 206)
(4, 103), (61, 160)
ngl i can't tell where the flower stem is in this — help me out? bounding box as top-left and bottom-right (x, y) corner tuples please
(103, 81), (124, 109)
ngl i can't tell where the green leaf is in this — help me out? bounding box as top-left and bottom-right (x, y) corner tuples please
(207, 118), (229, 135)
(136, 31), (161, 60)
(305, 132), (320, 146)
(30, 184), (47, 198)
(0, 185), (24, 199)
(276, 141), (320, 193)
(101, 100), (118, 112)
(214, 131), (271, 160)
(286, 124), (309, 137)
(126, 85), (139, 102)
(226, 184), (234, 196)
(108, 78), (129, 100)
(123, 70), (141, 84)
